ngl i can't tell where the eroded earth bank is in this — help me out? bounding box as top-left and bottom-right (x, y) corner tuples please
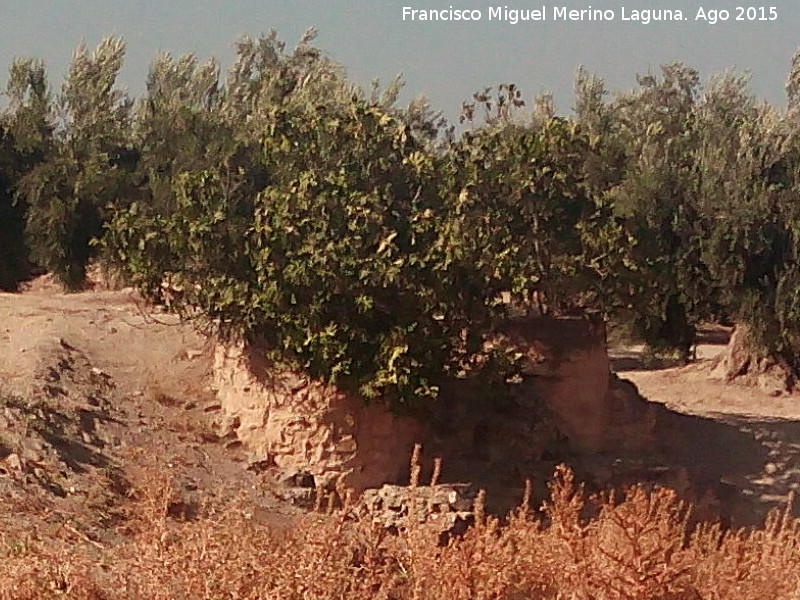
(1, 278), (798, 551)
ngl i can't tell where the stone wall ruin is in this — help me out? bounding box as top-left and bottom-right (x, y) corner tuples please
(211, 317), (664, 499)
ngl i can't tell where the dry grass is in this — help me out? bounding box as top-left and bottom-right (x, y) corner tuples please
(1, 462), (800, 600)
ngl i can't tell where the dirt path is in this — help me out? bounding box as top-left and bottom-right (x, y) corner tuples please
(611, 333), (800, 524)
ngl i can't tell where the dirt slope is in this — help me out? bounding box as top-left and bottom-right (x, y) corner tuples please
(0, 283), (302, 550)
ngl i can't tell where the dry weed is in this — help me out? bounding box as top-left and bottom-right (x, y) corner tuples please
(1, 462), (799, 599)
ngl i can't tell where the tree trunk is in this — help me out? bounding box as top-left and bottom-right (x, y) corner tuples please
(711, 325), (795, 396)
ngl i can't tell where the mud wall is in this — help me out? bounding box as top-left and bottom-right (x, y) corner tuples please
(212, 318), (659, 493)
(213, 344), (426, 491)
(494, 317), (661, 455)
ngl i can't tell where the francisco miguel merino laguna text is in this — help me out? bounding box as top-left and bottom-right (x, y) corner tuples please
(402, 6), (689, 24)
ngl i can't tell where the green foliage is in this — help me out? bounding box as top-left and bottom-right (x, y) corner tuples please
(10, 29), (800, 397)
(578, 64), (711, 359)
(19, 37), (136, 290)
(691, 65), (800, 370)
(105, 95), (521, 406)
(443, 116), (594, 315)
(0, 126), (31, 290)
(0, 58), (52, 290)
(101, 32), (537, 409)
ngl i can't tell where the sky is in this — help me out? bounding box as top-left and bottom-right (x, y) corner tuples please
(1, 0), (799, 122)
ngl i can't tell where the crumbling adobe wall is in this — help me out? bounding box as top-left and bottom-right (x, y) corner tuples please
(212, 317), (663, 495)
(496, 317), (663, 455)
(213, 344), (426, 492)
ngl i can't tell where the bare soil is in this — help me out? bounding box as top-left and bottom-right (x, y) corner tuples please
(0, 279), (304, 551)
(610, 326), (800, 523)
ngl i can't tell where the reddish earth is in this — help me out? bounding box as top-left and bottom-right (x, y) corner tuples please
(1, 278), (799, 548)
(0, 279), (305, 551)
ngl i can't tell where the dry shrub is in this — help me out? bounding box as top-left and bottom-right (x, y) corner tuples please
(689, 499), (800, 599)
(1, 464), (800, 599)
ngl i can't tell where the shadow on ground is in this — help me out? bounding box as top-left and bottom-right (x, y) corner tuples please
(647, 406), (798, 526)
(609, 326), (732, 373)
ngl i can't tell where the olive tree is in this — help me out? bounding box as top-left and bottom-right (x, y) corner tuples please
(0, 58), (53, 289)
(19, 37), (136, 289)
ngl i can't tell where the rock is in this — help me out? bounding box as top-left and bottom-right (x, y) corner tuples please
(765, 462), (779, 475)
(281, 470), (315, 488)
(335, 436), (357, 454)
(3, 453), (23, 473)
(279, 487), (317, 509)
(7, 453), (23, 471)
(360, 483), (476, 531)
(247, 457), (274, 473)
(90, 367), (111, 380)
(214, 415), (241, 440)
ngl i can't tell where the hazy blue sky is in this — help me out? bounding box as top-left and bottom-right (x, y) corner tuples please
(1, 0), (798, 121)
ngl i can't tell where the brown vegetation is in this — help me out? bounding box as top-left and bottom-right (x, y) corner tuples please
(1, 460), (799, 599)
